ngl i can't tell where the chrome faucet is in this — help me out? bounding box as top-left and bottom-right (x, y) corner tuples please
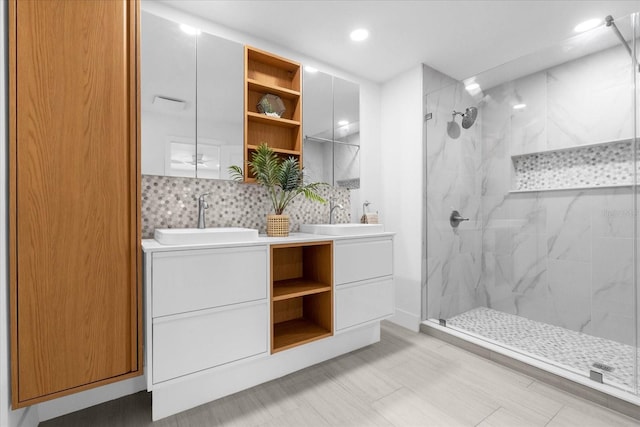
(197, 193), (210, 229)
(329, 200), (343, 224)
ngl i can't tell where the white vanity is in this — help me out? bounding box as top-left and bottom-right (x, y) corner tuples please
(142, 231), (394, 420)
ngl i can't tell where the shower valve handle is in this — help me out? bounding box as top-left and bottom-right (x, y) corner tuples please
(450, 210), (469, 228)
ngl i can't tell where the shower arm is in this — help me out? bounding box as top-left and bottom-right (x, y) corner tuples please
(605, 15), (640, 73)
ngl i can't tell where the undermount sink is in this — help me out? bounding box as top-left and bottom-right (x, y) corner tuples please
(154, 227), (259, 245)
(300, 223), (385, 236)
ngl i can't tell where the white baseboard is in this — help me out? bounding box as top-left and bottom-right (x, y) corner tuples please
(387, 308), (420, 332)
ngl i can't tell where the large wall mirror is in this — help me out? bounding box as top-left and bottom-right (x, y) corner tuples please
(141, 10), (360, 186)
(303, 70), (360, 189)
(141, 11), (243, 179)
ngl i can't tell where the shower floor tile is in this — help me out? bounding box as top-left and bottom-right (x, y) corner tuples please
(446, 307), (637, 390)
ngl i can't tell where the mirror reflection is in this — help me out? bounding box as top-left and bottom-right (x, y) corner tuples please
(302, 70), (333, 183)
(196, 32), (244, 179)
(303, 70), (360, 189)
(141, 12), (196, 177)
(141, 11), (243, 179)
(333, 77), (360, 189)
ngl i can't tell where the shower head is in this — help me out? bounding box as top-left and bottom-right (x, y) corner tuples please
(450, 107), (478, 132)
(461, 107), (478, 129)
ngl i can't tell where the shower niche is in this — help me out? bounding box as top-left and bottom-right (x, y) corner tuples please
(511, 139), (636, 192)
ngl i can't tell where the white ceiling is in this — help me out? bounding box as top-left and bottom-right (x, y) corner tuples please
(158, 0), (640, 84)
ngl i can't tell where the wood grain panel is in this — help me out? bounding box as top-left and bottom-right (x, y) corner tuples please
(303, 292), (333, 333)
(303, 244), (333, 286)
(271, 246), (303, 282)
(272, 298), (303, 324)
(10, 0), (141, 406)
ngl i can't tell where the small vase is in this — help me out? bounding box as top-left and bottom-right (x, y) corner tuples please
(266, 214), (290, 237)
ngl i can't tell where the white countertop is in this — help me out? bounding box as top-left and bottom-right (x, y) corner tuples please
(142, 231), (395, 253)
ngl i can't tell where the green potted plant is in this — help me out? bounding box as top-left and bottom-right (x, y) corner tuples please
(229, 143), (327, 237)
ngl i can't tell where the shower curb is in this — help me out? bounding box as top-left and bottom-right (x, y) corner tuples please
(420, 322), (640, 421)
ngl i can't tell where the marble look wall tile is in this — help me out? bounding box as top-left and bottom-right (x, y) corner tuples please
(511, 72), (547, 155)
(547, 46), (633, 149)
(481, 195), (509, 224)
(545, 191), (592, 262)
(481, 252), (515, 304)
(481, 152), (511, 197)
(591, 188), (635, 239)
(591, 246), (634, 311)
(512, 269), (552, 325)
(547, 259), (592, 333)
(591, 237), (634, 320)
(141, 175), (350, 238)
(511, 233), (547, 294)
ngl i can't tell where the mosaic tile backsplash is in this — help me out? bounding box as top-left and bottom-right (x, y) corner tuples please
(141, 175), (351, 239)
(512, 140), (634, 191)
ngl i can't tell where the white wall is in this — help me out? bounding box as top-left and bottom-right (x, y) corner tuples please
(380, 66), (424, 331)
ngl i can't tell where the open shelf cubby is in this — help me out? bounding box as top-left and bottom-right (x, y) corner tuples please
(270, 241), (333, 353)
(244, 46), (302, 182)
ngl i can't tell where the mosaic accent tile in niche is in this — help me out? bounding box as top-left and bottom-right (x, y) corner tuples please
(512, 140), (635, 191)
(141, 175), (351, 238)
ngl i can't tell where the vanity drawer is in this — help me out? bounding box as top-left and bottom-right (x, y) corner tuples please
(336, 278), (394, 331)
(152, 302), (268, 384)
(334, 237), (393, 285)
(152, 246), (267, 318)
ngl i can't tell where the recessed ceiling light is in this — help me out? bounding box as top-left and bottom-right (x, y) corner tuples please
(304, 66), (318, 73)
(574, 18), (601, 33)
(465, 83), (480, 91)
(513, 103), (527, 110)
(180, 24), (201, 36)
(350, 28), (369, 42)
(338, 120), (349, 126)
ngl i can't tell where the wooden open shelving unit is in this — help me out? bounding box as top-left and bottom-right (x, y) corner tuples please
(270, 241), (333, 353)
(244, 46), (302, 182)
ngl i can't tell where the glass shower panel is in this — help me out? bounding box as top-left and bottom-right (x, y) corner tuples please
(424, 80), (483, 322)
(425, 12), (639, 394)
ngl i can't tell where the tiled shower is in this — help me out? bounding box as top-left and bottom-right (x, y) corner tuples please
(424, 13), (640, 396)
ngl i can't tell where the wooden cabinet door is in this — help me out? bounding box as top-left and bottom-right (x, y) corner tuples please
(9, 0), (142, 407)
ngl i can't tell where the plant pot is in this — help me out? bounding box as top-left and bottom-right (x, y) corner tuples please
(266, 214), (290, 237)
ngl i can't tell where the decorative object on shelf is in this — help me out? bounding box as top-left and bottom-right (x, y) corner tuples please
(229, 143), (327, 237)
(257, 93), (286, 118)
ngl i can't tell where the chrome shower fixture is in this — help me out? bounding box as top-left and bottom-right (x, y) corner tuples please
(605, 15), (640, 73)
(453, 107), (478, 129)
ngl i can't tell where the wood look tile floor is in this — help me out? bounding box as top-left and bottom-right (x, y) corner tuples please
(40, 322), (639, 427)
